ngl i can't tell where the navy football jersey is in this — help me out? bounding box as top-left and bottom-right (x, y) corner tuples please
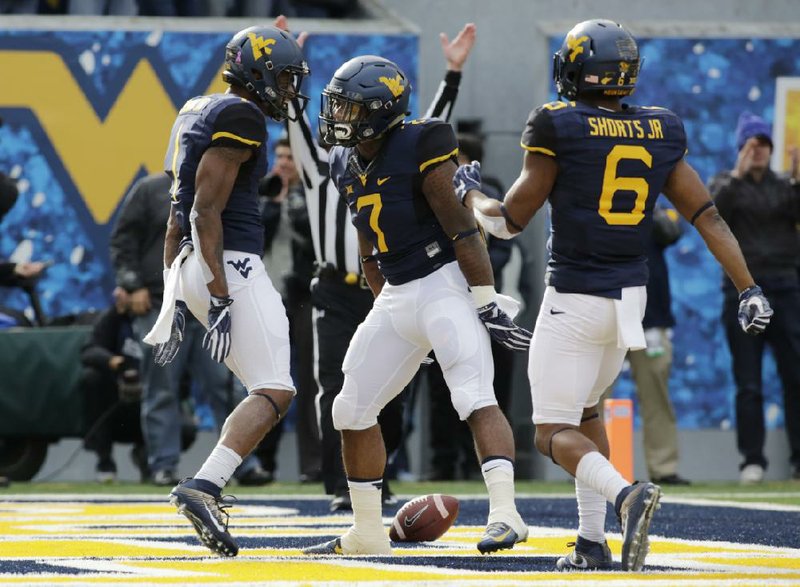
(164, 93), (267, 256)
(329, 119), (459, 285)
(521, 101), (687, 296)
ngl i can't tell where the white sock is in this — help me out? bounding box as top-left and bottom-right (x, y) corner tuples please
(481, 458), (518, 523)
(347, 479), (386, 541)
(194, 444), (243, 489)
(575, 478), (607, 543)
(575, 451), (629, 505)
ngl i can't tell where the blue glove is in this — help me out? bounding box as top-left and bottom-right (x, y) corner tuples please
(202, 295), (233, 362)
(453, 160), (482, 205)
(153, 300), (187, 366)
(477, 301), (532, 351)
(738, 285), (773, 335)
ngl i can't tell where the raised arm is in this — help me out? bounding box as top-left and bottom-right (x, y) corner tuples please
(423, 23), (476, 121)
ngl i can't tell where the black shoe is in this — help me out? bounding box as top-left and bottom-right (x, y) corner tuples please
(652, 474), (691, 486)
(96, 458), (117, 483)
(237, 466), (273, 486)
(299, 471), (322, 484)
(169, 478), (239, 557)
(329, 493), (352, 513)
(151, 469), (179, 486)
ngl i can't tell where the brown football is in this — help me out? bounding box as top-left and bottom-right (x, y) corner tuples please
(389, 494), (459, 542)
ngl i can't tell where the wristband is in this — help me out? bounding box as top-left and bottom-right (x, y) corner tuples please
(470, 285), (497, 308)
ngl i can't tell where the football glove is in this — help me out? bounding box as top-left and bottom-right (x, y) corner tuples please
(202, 295), (233, 362)
(477, 301), (532, 351)
(453, 160), (482, 205)
(737, 285), (773, 335)
(153, 300), (187, 366)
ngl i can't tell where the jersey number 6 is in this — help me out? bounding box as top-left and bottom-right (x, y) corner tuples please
(598, 144), (652, 226)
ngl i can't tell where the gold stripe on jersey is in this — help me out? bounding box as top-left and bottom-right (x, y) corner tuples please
(521, 143), (556, 157)
(169, 122), (185, 202)
(211, 131), (262, 147)
(419, 147), (458, 172)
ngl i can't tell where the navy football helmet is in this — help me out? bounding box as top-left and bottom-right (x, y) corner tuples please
(222, 25), (310, 122)
(319, 56), (410, 147)
(553, 19), (641, 100)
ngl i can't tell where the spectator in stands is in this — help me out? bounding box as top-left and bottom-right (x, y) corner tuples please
(68, 0), (136, 15)
(110, 172), (271, 486)
(0, 0), (38, 14)
(138, 0), (201, 16)
(709, 112), (800, 484)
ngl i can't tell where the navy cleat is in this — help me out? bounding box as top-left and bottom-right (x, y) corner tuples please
(169, 478), (239, 557)
(556, 536), (613, 571)
(477, 521), (528, 554)
(618, 482), (662, 571)
(302, 537), (344, 555)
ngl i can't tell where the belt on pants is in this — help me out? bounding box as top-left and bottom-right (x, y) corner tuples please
(313, 263), (370, 289)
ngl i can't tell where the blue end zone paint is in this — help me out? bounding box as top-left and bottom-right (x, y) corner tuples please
(0, 561), (104, 575)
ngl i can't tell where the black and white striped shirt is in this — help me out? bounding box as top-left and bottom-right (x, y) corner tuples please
(287, 70), (463, 275)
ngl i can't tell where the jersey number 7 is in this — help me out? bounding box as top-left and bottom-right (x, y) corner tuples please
(357, 193), (388, 252)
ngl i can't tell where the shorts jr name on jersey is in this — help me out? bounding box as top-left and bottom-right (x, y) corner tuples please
(587, 116), (664, 139)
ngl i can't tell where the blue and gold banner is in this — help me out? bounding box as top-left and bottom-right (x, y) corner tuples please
(0, 27), (417, 316)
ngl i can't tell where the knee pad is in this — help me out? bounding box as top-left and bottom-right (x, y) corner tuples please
(451, 391), (496, 421)
(332, 387), (377, 431)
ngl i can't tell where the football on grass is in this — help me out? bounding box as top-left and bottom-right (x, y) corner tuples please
(389, 494), (459, 542)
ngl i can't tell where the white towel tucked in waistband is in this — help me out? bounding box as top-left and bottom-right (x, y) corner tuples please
(143, 245), (192, 346)
(613, 286), (646, 351)
(496, 293), (522, 320)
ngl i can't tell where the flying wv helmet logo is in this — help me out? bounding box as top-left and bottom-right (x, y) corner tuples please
(248, 33), (276, 60)
(378, 74), (405, 98)
(567, 34), (589, 62)
(227, 257), (253, 278)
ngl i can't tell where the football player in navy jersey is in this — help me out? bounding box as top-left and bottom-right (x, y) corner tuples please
(455, 19), (773, 572)
(303, 56), (531, 556)
(142, 25), (309, 557)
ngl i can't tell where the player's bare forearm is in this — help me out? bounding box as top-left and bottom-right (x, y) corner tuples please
(193, 146), (249, 297)
(453, 235), (494, 286)
(423, 161), (494, 286)
(694, 210), (755, 292)
(358, 232), (384, 296)
(164, 206), (182, 267)
(192, 207), (228, 297)
(362, 258), (384, 297)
